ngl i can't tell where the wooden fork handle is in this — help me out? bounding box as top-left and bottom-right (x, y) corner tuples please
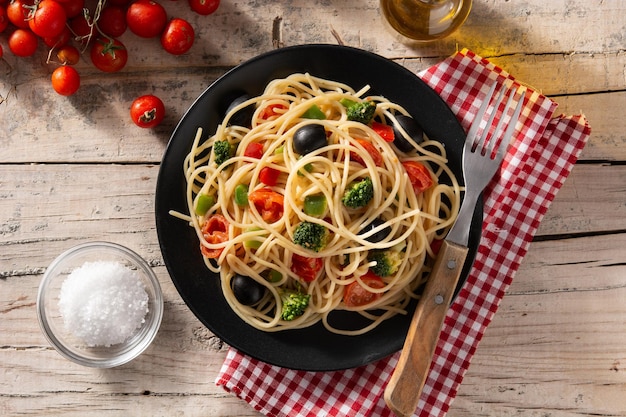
(384, 240), (469, 417)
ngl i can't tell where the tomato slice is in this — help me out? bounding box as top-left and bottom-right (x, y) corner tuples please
(402, 161), (434, 194)
(350, 138), (383, 167)
(291, 253), (323, 282)
(244, 142), (264, 159)
(343, 271), (385, 307)
(259, 166), (281, 186)
(259, 103), (287, 120)
(200, 214), (229, 259)
(248, 188), (284, 223)
(371, 121), (394, 142)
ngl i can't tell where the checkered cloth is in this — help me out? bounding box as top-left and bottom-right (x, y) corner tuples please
(216, 49), (591, 417)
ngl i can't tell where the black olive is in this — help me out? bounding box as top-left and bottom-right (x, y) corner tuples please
(358, 218), (392, 243)
(292, 124), (328, 154)
(225, 94), (255, 127)
(392, 115), (424, 153)
(230, 274), (266, 306)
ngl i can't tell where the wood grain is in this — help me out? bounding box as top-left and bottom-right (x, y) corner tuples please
(1, 0), (625, 416)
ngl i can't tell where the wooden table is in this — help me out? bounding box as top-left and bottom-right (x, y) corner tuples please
(2, 1), (625, 416)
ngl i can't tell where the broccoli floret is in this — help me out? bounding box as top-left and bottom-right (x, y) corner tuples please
(367, 250), (403, 277)
(345, 100), (377, 124)
(342, 177), (374, 209)
(213, 140), (234, 165)
(293, 221), (329, 252)
(279, 288), (311, 321)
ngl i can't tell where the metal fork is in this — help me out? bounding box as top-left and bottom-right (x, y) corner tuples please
(384, 83), (525, 417)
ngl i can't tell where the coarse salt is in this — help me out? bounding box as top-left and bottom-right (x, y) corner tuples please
(58, 260), (149, 347)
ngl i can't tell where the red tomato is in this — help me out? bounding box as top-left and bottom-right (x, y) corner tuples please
(343, 271), (385, 307)
(200, 214), (229, 259)
(56, 44), (80, 64)
(43, 25), (71, 47)
(402, 161), (434, 194)
(60, 0), (84, 18)
(290, 253), (323, 282)
(188, 0), (219, 15)
(0, 44), (3, 60)
(160, 18), (194, 55)
(259, 166), (280, 186)
(243, 142), (264, 159)
(126, 0), (167, 38)
(0, 7), (9, 33)
(7, 0), (32, 29)
(130, 95), (166, 128)
(90, 38), (128, 72)
(29, 0), (67, 38)
(371, 121), (394, 142)
(98, 6), (127, 38)
(351, 138), (383, 167)
(248, 188), (284, 223)
(8, 29), (38, 57)
(259, 103), (287, 120)
(69, 14), (93, 39)
(51, 66), (80, 96)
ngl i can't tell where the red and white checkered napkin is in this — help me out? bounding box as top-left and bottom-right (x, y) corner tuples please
(216, 48), (591, 417)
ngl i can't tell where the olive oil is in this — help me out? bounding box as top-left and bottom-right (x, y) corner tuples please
(380, 0), (472, 42)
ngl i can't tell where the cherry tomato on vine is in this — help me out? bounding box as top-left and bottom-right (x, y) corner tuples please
(56, 44), (80, 64)
(51, 65), (80, 96)
(0, 7), (9, 33)
(8, 29), (38, 57)
(188, 0), (219, 15)
(130, 95), (166, 128)
(126, 0), (167, 38)
(43, 25), (71, 48)
(29, 0), (67, 39)
(90, 38), (128, 72)
(98, 6), (127, 38)
(7, 0), (32, 29)
(160, 18), (194, 55)
(60, 0), (84, 19)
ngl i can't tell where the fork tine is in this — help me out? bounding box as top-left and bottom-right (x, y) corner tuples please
(465, 82), (497, 145)
(496, 88), (525, 160)
(475, 86), (507, 155)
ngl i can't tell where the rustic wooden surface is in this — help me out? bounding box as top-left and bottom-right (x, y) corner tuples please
(1, 0), (625, 416)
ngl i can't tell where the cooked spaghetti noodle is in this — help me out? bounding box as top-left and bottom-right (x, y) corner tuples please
(172, 73), (461, 335)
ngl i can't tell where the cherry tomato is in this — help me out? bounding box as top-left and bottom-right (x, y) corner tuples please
(130, 95), (166, 128)
(343, 271), (385, 307)
(98, 6), (127, 38)
(69, 14), (93, 39)
(371, 121), (395, 142)
(259, 103), (287, 120)
(126, 0), (167, 38)
(0, 7), (9, 33)
(350, 138), (383, 167)
(43, 25), (71, 47)
(60, 0), (84, 18)
(8, 29), (38, 57)
(188, 0), (219, 15)
(51, 65), (80, 96)
(56, 44), (80, 64)
(402, 161), (434, 194)
(243, 142), (264, 159)
(7, 0), (32, 29)
(0, 44), (3, 60)
(90, 37), (128, 72)
(160, 18), (194, 55)
(200, 214), (229, 259)
(248, 188), (284, 223)
(29, 0), (67, 38)
(290, 253), (323, 282)
(259, 166), (280, 186)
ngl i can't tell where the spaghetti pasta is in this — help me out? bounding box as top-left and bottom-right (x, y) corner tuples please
(173, 73), (461, 335)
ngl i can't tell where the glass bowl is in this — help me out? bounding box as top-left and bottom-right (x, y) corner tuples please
(37, 242), (164, 368)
